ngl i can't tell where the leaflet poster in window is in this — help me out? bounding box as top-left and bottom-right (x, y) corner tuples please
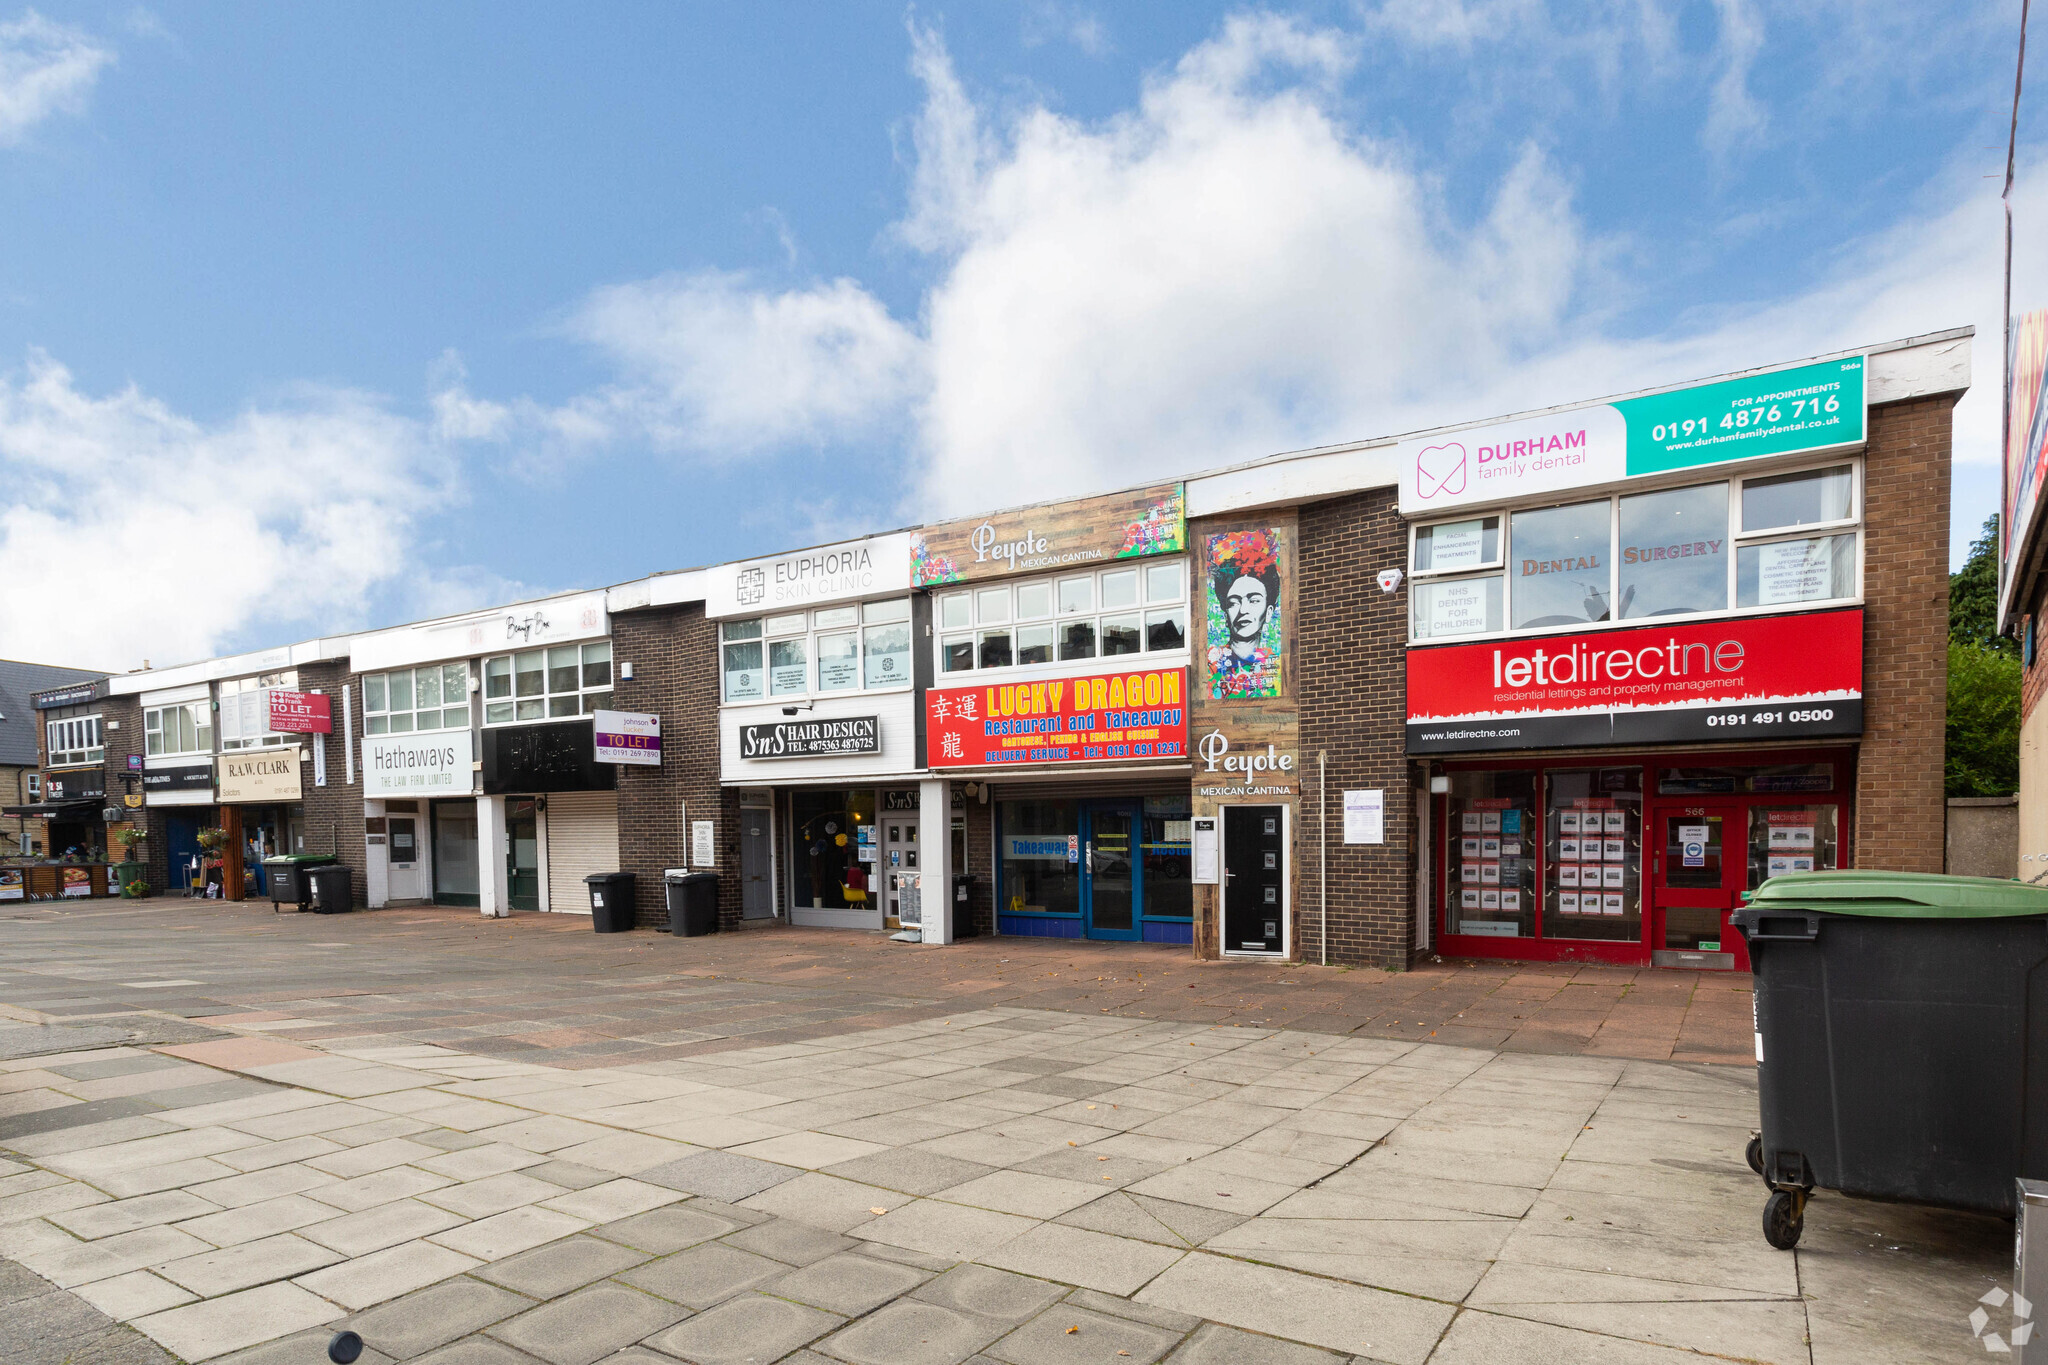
(925, 669), (1187, 769)
(1206, 529), (1284, 700)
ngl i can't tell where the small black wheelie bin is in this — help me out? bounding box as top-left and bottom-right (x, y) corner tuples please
(663, 869), (718, 937)
(262, 853), (336, 912)
(583, 872), (637, 933)
(1732, 870), (2048, 1250)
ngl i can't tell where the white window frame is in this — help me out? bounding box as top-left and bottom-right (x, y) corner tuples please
(934, 559), (1190, 678)
(46, 714), (103, 767)
(219, 672), (297, 751)
(144, 702), (213, 757)
(1407, 458), (1864, 645)
(364, 663), (472, 736)
(721, 598), (914, 705)
(482, 641), (612, 726)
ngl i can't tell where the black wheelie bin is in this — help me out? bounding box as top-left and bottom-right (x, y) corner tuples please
(1731, 870), (2048, 1250)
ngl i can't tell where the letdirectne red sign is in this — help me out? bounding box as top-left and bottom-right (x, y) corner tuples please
(927, 668), (1187, 768)
(1406, 608), (1862, 753)
(267, 689), (333, 734)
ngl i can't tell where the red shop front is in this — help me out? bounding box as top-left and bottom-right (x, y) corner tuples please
(1406, 609), (1863, 971)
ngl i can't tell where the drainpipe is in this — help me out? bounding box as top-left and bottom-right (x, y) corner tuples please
(1318, 751), (1328, 967)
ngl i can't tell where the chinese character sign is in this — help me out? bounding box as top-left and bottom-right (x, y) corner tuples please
(926, 669), (1187, 768)
(1206, 529), (1283, 699)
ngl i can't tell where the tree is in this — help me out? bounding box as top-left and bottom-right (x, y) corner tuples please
(1949, 514), (2014, 655)
(1947, 641), (2021, 796)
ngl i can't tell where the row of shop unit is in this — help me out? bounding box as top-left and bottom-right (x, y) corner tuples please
(11, 330), (1971, 971)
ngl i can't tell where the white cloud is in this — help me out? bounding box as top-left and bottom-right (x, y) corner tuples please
(1702, 0), (1766, 162)
(1022, 3), (1111, 57)
(0, 9), (112, 145)
(0, 352), (461, 668)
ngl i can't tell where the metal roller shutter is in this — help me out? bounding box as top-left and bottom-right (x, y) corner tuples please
(545, 791), (619, 915)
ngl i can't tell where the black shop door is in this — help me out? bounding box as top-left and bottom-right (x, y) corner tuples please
(1222, 805), (1286, 955)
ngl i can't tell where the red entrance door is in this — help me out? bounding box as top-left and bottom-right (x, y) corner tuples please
(1649, 805), (1750, 971)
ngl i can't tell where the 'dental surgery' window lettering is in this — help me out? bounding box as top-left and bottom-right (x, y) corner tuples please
(1409, 461), (1862, 643)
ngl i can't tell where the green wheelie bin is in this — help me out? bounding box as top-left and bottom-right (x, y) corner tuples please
(1731, 871), (2048, 1250)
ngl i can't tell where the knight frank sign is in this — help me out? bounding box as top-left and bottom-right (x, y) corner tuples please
(1405, 608), (1864, 752)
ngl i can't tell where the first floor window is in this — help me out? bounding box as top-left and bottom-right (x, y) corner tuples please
(365, 663), (469, 734)
(144, 703), (212, 756)
(46, 714), (102, 766)
(484, 641), (612, 723)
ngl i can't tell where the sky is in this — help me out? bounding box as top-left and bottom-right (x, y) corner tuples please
(0, 1), (2039, 672)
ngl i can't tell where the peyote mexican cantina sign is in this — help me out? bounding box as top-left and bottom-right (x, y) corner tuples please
(911, 484), (1185, 587)
(1405, 609), (1863, 752)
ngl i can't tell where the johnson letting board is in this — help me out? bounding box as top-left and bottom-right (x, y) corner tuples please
(1405, 609), (1863, 753)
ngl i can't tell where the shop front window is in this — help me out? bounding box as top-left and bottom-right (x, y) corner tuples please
(1543, 768), (1642, 942)
(1446, 771), (1537, 938)
(999, 799), (1080, 917)
(1142, 796), (1193, 920)
(791, 789), (877, 909)
(1747, 806), (1839, 888)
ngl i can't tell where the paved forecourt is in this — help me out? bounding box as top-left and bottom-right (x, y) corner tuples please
(0, 1000), (2009, 1365)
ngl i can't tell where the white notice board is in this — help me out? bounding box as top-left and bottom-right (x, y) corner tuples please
(691, 820), (716, 868)
(1191, 817), (1219, 884)
(1343, 790), (1385, 844)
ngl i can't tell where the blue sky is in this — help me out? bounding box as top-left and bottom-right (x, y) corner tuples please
(0, 2), (2038, 670)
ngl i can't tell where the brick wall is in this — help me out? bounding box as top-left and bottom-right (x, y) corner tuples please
(296, 660), (368, 902)
(1297, 488), (1416, 968)
(1854, 395), (1955, 873)
(610, 603), (743, 931)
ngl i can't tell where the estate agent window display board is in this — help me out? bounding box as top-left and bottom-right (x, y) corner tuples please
(1187, 512), (1302, 960)
(1430, 749), (1851, 971)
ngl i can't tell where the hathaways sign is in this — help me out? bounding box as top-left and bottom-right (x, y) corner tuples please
(363, 732), (474, 798)
(910, 484), (1184, 588)
(739, 716), (880, 759)
(1398, 357), (1866, 515)
(593, 710), (661, 766)
(267, 690), (333, 734)
(1405, 608), (1863, 753)
(927, 668), (1187, 768)
(218, 747), (302, 802)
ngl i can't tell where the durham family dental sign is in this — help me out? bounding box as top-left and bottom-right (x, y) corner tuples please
(1397, 356), (1866, 515)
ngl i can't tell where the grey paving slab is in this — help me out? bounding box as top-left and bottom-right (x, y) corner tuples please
(47, 1056), (186, 1081)
(1164, 1323), (1352, 1365)
(987, 1304), (1184, 1365)
(618, 1240), (787, 1308)
(642, 1292), (843, 1365)
(0, 1257), (181, 1365)
(528, 1160), (617, 1190)
(342, 1276), (539, 1358)
(486, 1282), (690, 1365)
(0, 1094), (165, 1140)
(212, 1327), (397, 1365)
(473, 1235), (651, 1299)
(411, 1339), (553, 1365)
(821, 1148), (999, 1196)
(911, 1263), (1068, 1324)
(0, 1025), (134, 1060)
(591, 1203), (746, 1255)
(637, 1150), (802, 1202)
(721, 1216), (855, 1266)
(1062, 1288), (1201, 1333)
(817, 1298), (1007, 1365)
(766, 1250), (931, 1316)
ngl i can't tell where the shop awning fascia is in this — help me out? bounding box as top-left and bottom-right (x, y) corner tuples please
(1, 800), (101, 817)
